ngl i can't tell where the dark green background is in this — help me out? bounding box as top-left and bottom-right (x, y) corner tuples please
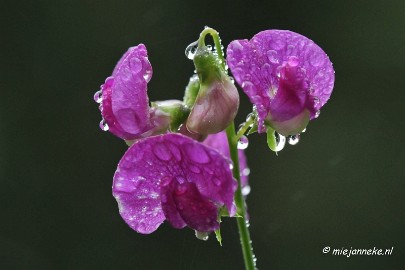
(1, 0), (404, 269)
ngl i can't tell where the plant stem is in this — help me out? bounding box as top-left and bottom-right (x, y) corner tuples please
(235, 116), (255, 142)
(226, 122), (256, 270)
(198, 27), (226, 71)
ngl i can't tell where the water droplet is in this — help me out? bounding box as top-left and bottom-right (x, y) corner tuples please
(313, 97), (320, 106)
(229, 76), (235, 84)
(185, 41), (198, 60)
(242, 168), (250, 176)
(315, 110), (321, 118)
(143, 70), (152, 81)
(287, 134), (300, 145)
(246, 113), (254, 122)
(302, 128), (307, 133)
(152, 143), (172, 161)
(266, 50), (279, 64)
(274, 132), (286, 151)
(241, 81), (253, 89)
(204, 166), (214, 175)
(207, 45), (212, 51)
(238, 136), (249, 149)
(286, 44), (295, 55)
(229, 163), (234, 170)
(99, 119), (109, 131)
(184, 142), (210, 164)
(189, 165), (201, 174)
(130, 57), (142, 74)
(212, 177), (222, 186)
(93, 90), (102, 103)
(195, 230), (209, 241)
(242, 185), (251, 196)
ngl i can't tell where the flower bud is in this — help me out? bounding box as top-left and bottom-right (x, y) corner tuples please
(186, 46), (239, 135)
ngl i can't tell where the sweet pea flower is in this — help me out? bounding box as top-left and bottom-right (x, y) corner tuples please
(227, 30), (335, 135)
(95, 44), (170, 140)
(113, 133), (237, 234)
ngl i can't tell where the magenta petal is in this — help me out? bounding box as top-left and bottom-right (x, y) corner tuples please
(100, 44), (156, 140)
(203, 131), (249, 188)
(160, 177), (187, 229)
(113, 169), (164, 234)
(166, 181), (219, 232)
(227, 30), (334, 133)
(113, 133), (237, 233)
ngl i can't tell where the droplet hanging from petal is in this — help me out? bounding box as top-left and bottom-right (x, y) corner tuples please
(287, 134), (300, 145)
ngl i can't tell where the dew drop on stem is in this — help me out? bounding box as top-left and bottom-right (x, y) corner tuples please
(237, 135), (249, 150)
(185, 41), (198, 60)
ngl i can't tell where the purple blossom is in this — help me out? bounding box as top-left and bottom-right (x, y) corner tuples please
(227, 30), (335, 135)
(113, 133), (237, 234)
(96, 44), (169, 140)
(203, 131), (249, 188)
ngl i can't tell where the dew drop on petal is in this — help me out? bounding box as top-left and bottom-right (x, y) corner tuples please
(93, 90), (102, 103)
(184, 143), (210, 164)
(152, 143), (172, 161)
(287, 134), (300, 145)
(212, 177), (222, 186)
(185, 41), (198, 60)
(99, 119), (109, 131)
(266, 50), (279, 64)
(189, 165), (201, 174)
(238, 136), (249, 150)
(130, 57), (142, 74)
(313, 97), (320, 106)
(315, 110), (321, 118)
(143, 70), (152, 81)
(195, 230), (209, 241)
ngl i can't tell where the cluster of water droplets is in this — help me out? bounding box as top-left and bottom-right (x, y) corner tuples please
(273, 132), (302, 151)
(93, 89), (110, 132)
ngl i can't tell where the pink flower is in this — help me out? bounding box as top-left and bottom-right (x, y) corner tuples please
(227, 30), (335, 135)
(112, 134), (237, 234)
(95, 44), (170, 140)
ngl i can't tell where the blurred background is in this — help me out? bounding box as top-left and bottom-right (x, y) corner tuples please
(1, 0), (404, 269)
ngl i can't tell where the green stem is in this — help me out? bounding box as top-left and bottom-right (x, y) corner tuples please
(235, 116), (255, 142)
(198, 27), (226, 71)
(226, 122), (256, 270)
